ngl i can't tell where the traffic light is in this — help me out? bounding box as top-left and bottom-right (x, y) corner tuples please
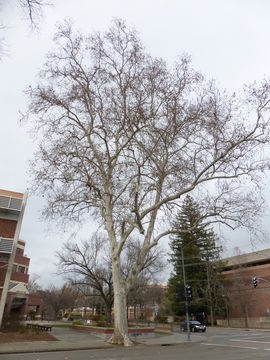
(252, 276), (258, 288)
(186, 285), (192, 301)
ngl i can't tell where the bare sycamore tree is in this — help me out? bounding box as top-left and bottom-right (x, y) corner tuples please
(24, 19), (270, 345)
(57, 234), (165, 324)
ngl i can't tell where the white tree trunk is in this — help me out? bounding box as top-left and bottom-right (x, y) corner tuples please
(108, 261), (133, 346)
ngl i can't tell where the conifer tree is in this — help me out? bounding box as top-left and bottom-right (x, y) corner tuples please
(167, 195), (225, 324)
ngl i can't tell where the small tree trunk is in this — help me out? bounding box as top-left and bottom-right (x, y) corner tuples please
(105, 302), (112, 324)
(108, 262), (133, 346)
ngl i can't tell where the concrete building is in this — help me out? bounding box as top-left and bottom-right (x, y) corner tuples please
(0, 189), (42, 325)
(220, 249), (270, 328)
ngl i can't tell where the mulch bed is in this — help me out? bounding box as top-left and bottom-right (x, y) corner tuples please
(0, 330), (57, 343)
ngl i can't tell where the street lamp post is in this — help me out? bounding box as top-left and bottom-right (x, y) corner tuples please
(181, 247), (191, 341)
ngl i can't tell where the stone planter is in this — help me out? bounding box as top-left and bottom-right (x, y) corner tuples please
(72, 324), (154, 339)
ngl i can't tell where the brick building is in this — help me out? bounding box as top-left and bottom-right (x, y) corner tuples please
(221, 249), (270, 328)
(0, 189), (42, 325)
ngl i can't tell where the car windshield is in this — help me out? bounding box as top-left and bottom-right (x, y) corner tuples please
(191, 321), (201, 325)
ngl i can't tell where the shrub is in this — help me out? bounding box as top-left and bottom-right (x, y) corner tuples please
(2, 317), (22, 331)
(69, 313), (82, 321)
(96, 321), (106, 327)
(96, 321), (113, 328)
(88, 314), (107, 322)
(19, 324), (28, 333)
(72, 320), (83, 326)
(156, 315), (168, 323)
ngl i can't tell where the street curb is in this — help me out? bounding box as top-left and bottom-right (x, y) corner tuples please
(0, 344), (113, 355)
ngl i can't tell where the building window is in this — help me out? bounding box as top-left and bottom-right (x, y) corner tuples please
(16, 248), (21, 255)
(12, 264), (17, 272)
(18, 266), (25, 274)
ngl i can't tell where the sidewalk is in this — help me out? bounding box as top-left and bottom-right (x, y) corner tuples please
(0, 327), (206, 354)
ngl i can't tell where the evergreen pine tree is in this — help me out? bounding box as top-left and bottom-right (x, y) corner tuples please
(167, 195), (225, 324)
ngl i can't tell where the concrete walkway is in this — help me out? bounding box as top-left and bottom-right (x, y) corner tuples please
(0, 326), (206, 354)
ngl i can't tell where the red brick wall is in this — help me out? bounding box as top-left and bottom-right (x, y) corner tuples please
(14, 255), (30, 267)
(0, 219), (17, 238)
(223, 263), (270, 318)
(16, 248), (24, 256)
(10, 272), (29, 284)
(28, 294), (43, 307)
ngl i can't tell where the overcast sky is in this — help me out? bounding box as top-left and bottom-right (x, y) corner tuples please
(1, 0), (270, 287)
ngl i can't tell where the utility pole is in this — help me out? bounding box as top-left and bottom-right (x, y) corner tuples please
(181, 247), (191, 341)
(206, 249), (214, 326)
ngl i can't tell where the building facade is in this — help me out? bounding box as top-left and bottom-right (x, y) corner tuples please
(0, 189), (42, 324)
(221, 249), (270, 328)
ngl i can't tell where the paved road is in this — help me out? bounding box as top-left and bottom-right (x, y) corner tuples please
(1, 342), (270, 360)
(2, 327), (270, 359)
(201, 327), (270, 352)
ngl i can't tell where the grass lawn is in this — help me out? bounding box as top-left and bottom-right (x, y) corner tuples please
(0, 329), (57, 343)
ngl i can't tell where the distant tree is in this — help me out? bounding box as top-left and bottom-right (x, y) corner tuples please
(225, 252), (257, 329)
(123, 238), (166, 298)
(73, 283), (108, 319)
(127, 283), (166, 321)
(41, 283), (77, 320)
(167, 195), (225, 325)
(27, 273), (41, 293)
(57, 234), (114, 323)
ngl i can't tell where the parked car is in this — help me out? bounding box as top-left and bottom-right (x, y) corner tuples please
(181, 320), (206, 332)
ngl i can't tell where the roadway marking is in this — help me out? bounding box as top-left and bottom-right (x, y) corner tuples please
(201, 343), (257, 350)
(210, 333), (263, 339)
(246, 334), (270, 337)
(230, 339), (270, 344)
(236, 335), (270, 340)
